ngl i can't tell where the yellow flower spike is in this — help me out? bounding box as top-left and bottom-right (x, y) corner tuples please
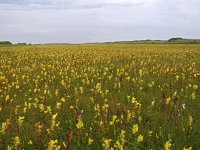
(193, 85), (198, 90)
(13, 136), (20, 148)
(18, 116), (25, 127)
(139, 116), (142, 123)
(139, 69), (143, 77)
(5, 95), (10, 101)
(23, 107), (27, 113)
(191, 92), (196, 100)
(0, 119), (10, 134)
(61, 97), (65, 102)
(63, 142), (67, 148)
(39, 104), (45, 112)
(88, 138), (94, 145)
(131, 97), (137, 104)
(166, 97), (170, 105)
(76, 120), (84, 129)
(61, 79), (65, 86)
(28, 140), (33, 145)
(47, 128), (51, 135)
(151, 101), (155, 106)
(46, 106), (52, 114)
(56, 102), (62, 109)
(148, 130), (153, 136)
(51, 113), (58, 131)
(52, 113), (58, 120)
(69, 105), (74, 109)
(99, 120), (104, 127)
(102, 138), (112, 149)
(80, 87), (84, 94)
(175, 75), (179, 80)
(16, 85), (20, 89)
(47, 139), (60, 150)
(183, 147), (192, 150)
(96, 83), (101, 92)
(132, 124), (139, 134)
(188, 115), (193, 126)
(127, 110), (132, 122)
(164, 140), (172, 150)
(137, 134), (144, 142)
(109, 115), (118, 126)
(7, 146), (12, 150)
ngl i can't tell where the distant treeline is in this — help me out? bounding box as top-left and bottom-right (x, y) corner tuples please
(100, 38), (200, 44)
(0, 41), (31, 46)
(0, 41), (12, 45)
(1, 38), (200, 46)
(167, 38), (200, 44)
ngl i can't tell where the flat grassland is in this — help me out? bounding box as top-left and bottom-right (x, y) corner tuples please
(0, 44), (199, 149)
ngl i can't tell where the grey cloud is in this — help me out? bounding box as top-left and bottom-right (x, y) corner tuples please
(0, 0), (145, 9)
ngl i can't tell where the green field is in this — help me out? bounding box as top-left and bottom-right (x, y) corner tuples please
(0, 44), (199, 150)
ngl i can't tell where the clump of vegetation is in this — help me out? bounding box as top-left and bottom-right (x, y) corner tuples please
(0, 41), (12, 45)
(168, 37), (184, 42)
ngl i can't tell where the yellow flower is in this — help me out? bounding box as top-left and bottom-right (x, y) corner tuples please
(76, 120), (84, 129)
(52, 113), (58, 120)
(16, 85), (20, 89)
(56, 102), (62, 109)
(183, 146), (192, 150)
(28, 140), (33, 145)
(131, 97), (137, 104)
(102, 138), (112, 149)
(61, 80), (65, 86)
(69, 105), (74, 109)
(188, 115), (193, 126)
(137, 134), (144, 142)
(166, 97), (170, 105)
(7, 146), (12, 150)
(45, 106), (52, 114)
(88, 138), (94, 145)
(175, 75), (179, 80)
(132, 124), (139, 134)
(139, 116), (142, 123)
(99, 120), (104, 127)
(193, 85), (198, 90)
(63, 142), (67, 148)
(0, 119), (10, 134)
(51, 113), (58, 131)
(48, 139), (60, 150)
(79, 87), (84, 94)
(5, 95), (10, 101)
(13, 136), (20, 148)
(39, 104), (45, 112)
(96, 83), (101, 92)
(61, 97), (65, 102)
(139, 69), (143, 77)
(127, 110), (132, 122)
(148, 130), (153, 136)
(164, 140), (172, 150)
(18, 116), (25, 127)
(109, 115), (117, 126)
(191, 92), (196, 100)
(151, 101), (155, 106)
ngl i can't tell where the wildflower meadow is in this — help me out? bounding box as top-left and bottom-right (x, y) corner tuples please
(0, 44), (199, 150)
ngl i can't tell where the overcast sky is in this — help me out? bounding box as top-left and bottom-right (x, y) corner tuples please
(0, 0), (200, 44)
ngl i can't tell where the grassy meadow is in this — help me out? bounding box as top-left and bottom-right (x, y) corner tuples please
(0, 44), (199, 150)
